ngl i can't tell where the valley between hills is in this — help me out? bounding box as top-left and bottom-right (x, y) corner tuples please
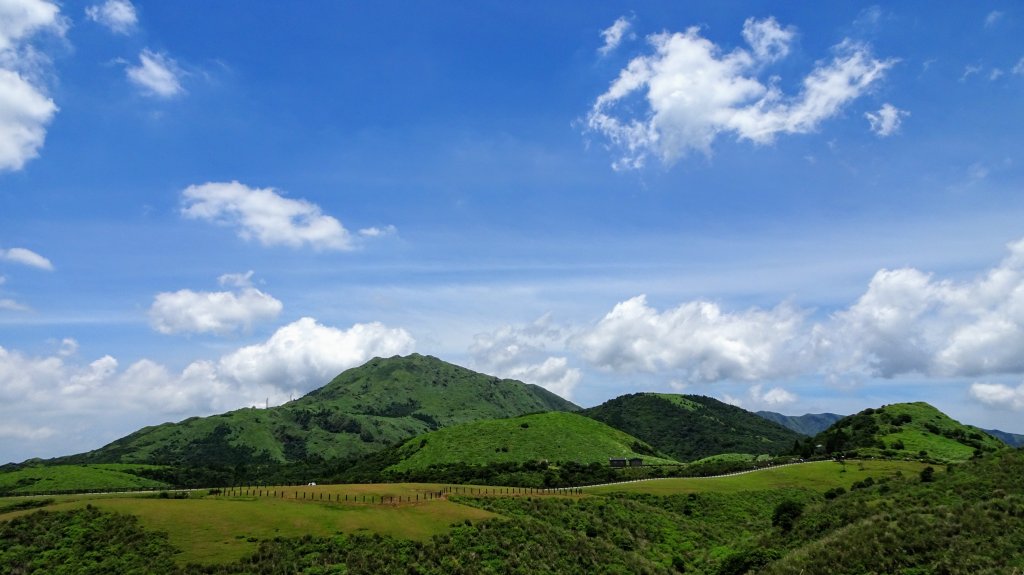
(2, 354), (1022, 574)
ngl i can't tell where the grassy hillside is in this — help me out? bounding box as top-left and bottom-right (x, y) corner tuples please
(808, 402), (1005, 462)
(581, 393), (802, 461)
(387, 412), (678, 472)
(0, 464), (169, 495)
(52, 354), (579, 467)
(756, 411), (844, 436)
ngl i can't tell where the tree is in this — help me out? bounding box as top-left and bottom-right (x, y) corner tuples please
(772, 500), (805, 532)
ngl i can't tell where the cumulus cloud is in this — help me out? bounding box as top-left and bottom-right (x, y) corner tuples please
(471, 315), (582, 399)
(126, 49), (184, 98)
(85, 0), (137, 34)
(599, 16), (632, 56)
(214, 317), (416, 390)
(1013, 57), (1024, 76)
(865, 103), (908, 136)
(0, 246), (53, 270)
(58, 337), (78, 356)
(575, 295), (810, 384)
(822, 238), (1024, 380)
(149, 272), (283, 335)
(0, 317), (415, 421)
(741, 16), (795, 63)
(181, 181), (353, 250)
(0, 0), (63, 172)
(970, 382), (1024, 410)
(586, 18), (893, 168)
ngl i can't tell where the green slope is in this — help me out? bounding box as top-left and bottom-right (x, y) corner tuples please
(809, 402), (1006, 462)
(53, 354), (579, 467)
(756, 411), (844, 436)
(386, 412), (678, 472)
(580, 393), (803, 462)
(0, 464), (169, 494)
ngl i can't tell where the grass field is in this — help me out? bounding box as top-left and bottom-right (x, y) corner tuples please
(0, 483), (504, 565)
(0, 464), (169, 494)
(585, 459), (930, 495)
(0, 460), (932, 566)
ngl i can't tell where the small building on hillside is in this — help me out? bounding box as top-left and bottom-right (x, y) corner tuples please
(629, 457), (643, 467)
(609, 457), (627, 468)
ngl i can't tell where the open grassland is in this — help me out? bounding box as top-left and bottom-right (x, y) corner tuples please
(586, 459), (930, 495)
(0, 464), (169, 494)
(0, 483), (502, 565)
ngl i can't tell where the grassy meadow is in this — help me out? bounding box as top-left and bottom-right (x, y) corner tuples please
(586, 459), (930, 495)
(0, 459), (925, 567)
(0, 464), (169, 494)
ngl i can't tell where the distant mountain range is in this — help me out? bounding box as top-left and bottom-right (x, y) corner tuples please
(756, 411), (844, 436)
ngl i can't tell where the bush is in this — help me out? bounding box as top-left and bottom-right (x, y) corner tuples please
(772, 500), (805, 532)
(920, 466), (935, 483)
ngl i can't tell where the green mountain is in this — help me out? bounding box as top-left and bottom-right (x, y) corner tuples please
(580, 393), (802, 462)
(756, 411), (844, 436)
(983, 428), (1024, 448)
(809, 402), (1006, 462)
(56, 354), (579, 467)
(386, 411), (677, 472)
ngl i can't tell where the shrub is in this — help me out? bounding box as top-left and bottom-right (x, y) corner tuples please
(772, 500), (805, 532)
(920, 466), (935, 483)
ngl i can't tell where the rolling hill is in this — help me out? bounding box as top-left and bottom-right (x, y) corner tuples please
(386, 411), (678, 472)
(756, 411), (844, 436)
(52, 354), (579, 467)
(580, 393), (802, 462)
(808, 402), (1006, 462)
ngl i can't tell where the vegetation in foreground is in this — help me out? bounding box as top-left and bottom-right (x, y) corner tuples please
(3, 451), (1022, 574)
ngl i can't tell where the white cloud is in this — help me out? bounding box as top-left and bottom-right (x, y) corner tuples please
(865, 103), (908, 137)
(1013, 57), (1024, 76)
(0, 246), (53, 270)
(358, 225), (397, 238)
(181, 181), (353, 251)
(126, 49), (184, 98)
(741, 16), (795, 63)
(0, 422), (55, 440)
(58, 337), (78, 356)
(0, 298), (28, 311)
(0, 0), (63, 172)
(470, 315), (582, 399)
(587, 19), (893, 168)
(216, 317), (415, 390)
(0, 317), (415, 422)
(574, 295), (810, 384)
(822, 238), (1024, 379)
(85, 0), (137, 34)
(599, 16), (632, 56)
(0, 0), (62, 53)
(149, 274), (283, 335)
(960, 64), (983, 82)
(985, 11), (1003, 28)
(970, 382), (1024, 410)
(720, 384), (797, 410)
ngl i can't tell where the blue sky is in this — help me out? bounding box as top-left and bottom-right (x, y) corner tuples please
(2, 1), (1023, 463)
